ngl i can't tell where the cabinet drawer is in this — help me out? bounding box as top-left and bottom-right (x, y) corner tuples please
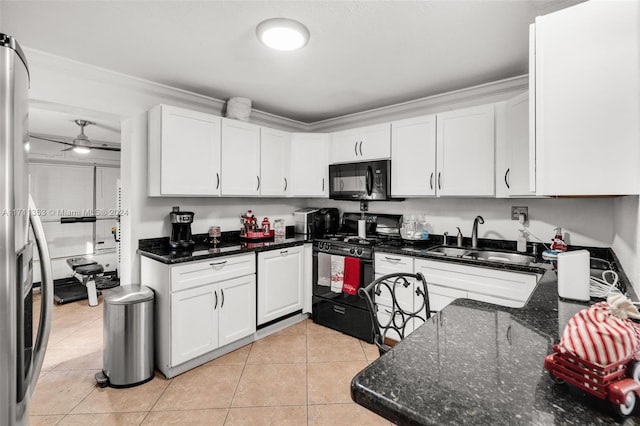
(171, 253), (255, 292)
(374, 253), (414, 275)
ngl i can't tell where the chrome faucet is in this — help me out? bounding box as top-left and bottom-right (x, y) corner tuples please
(443, 231), (449, 246)
(471, 215), (484, 249)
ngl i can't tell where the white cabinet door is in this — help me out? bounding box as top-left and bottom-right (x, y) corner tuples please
(148, 104), (221, 196)
(171, 283), (219, 366)
(533, 1), (639, 196)
(502, 92), (534, 197)
(391, 115), (437, 197)
(330, 128), (360, 163)
(360, 123), (391, 160)
(257, 246), (304, 325)
(290, 133), (329, 197)
(218, 274), (256, 347)
(221, 119), (261, 196)
(330, 123), (390, 163)
(436, 104), (495, 196)
(260, 127), (290, 196)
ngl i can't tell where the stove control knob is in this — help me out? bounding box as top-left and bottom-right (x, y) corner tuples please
(356, 247), (363, 256)
(349, 248), (355, 255)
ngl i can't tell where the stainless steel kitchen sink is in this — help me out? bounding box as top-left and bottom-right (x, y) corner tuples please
(426, 245), (536, 266)
(426, 246), (471, 257)
(463, 250), (536, 266)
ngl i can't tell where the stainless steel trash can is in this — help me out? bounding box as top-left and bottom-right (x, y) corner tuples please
(96, 285), (154, 388)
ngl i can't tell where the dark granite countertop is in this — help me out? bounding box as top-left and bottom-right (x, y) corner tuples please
(138, 230), (310, 264)
(351, 254), (638, 425)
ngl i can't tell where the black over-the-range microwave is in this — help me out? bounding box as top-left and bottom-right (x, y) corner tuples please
(329, 159), (393, 201)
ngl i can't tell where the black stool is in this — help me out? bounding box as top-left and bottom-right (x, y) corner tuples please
(66, 258), (104, 307)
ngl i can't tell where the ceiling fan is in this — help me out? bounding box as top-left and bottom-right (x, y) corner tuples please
(29, 119), (121, 154)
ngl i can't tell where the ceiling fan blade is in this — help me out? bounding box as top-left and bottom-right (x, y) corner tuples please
(29, 134), (75, 147)
(93, 146), (121, 152)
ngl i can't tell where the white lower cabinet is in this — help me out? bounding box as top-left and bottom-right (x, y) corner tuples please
(218, 275), (257, 347)
(141, 253), (256, 378)
(171, 283), (219, 366)
(257, 245), (304, 325)
(414, 258), (540, 309)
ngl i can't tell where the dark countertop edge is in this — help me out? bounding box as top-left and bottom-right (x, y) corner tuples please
(138, 238), (310, 264)
(374, 244), (548, 275)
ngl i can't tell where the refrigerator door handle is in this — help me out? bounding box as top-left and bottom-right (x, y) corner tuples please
(25, 195), (53, 399)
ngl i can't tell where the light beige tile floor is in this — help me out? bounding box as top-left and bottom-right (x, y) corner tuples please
(30, 292), (391, 425)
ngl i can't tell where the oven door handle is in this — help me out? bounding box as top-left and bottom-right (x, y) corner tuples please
(26, 196), (53, 401)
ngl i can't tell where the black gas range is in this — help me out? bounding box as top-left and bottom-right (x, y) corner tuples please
(311, 213), (402, 342)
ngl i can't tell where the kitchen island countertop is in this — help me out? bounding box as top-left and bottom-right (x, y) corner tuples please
(351, 262), (638, 425)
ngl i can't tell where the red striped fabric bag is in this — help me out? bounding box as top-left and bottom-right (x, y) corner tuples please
(560, 295), (640, 366)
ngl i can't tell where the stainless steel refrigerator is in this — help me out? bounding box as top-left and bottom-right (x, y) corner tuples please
(1, 33), (53, 425)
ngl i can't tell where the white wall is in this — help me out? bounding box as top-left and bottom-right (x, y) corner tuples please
(612, 196), (639, 294)
(312, 197), (615, 248)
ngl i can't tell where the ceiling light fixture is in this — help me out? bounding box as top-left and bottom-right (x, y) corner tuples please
(73, 145), (91, 154)
(256, 18), (310, 51)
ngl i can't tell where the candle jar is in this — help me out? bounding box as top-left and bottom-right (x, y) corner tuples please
(208, 226), (221, 245)
(274, 219), (285, 238)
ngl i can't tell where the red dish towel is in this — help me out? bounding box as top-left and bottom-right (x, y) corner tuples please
(342, 257), (361, 295)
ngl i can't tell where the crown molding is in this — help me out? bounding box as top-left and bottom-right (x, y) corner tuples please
(306, 75), (529, 132)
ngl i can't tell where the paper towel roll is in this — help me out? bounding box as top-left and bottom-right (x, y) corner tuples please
(358, 220), (366, 238)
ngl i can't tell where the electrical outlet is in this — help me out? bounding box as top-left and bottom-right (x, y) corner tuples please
(511, 206), (528, 220)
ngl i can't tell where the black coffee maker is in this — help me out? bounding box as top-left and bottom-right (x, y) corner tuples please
(169, 206), (195, 249)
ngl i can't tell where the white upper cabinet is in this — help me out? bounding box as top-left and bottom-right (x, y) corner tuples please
(436, 104), (495, 197)
(148, 104), (221, 196)
(391, 115), (437, 197)
(531, 0), (639, 196)
(260, 127), (291, 197)
(289, 133), (329, 197)
(330, 123), (390, 163)
(221, 118), (261, 196)
(495, 92), (534, 198)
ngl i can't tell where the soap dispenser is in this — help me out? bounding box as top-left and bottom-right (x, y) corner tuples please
(517, 229), (527, 253)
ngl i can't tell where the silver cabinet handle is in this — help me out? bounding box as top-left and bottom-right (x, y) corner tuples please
(354, 141), (358, 156)
(322, 178), (325, 192)
(333, 305), (346, 314)
(256, 176), (260, 191)
(216, 172), (220, 190)
(280, 250), (288, 255)
(504, 168), (510, 189)
(385, 256), (401, 262)
(430, 172), (434, 190)
(27, 196), (53, 400)
(210, 260), (227, 267)
(438, 172), (442, 190)
(359, 141), (363, 156)
(506, 324), (513, 345)
(221, 288), (225, 308)
(214, 290), (218, 309)
(284, 177), (288, 191)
